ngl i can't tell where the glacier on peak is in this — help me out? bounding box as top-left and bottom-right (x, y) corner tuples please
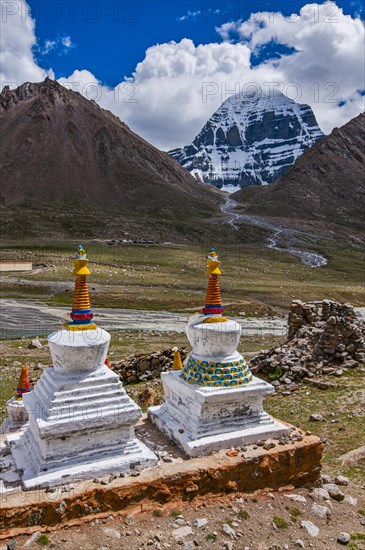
(169, 89), (324, 191)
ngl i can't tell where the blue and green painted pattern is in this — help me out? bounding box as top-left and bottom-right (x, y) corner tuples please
(180, 356), (253, 387)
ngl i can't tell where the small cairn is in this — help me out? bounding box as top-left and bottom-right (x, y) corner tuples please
(111, 347), (188, 384)
(250, 300), (365, 385)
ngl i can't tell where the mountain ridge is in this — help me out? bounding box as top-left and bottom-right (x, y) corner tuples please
(169, 89), (324, 190)
(232, 112), (365, 233)
(0, 79), (225, 241)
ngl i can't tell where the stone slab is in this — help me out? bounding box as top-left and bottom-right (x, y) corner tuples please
(149, 405), (288, 457)
(7, 431), (157, 489)
(0, 421), (323, 539)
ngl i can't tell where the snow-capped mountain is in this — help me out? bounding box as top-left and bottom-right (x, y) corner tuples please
(169, 90), (324, 191)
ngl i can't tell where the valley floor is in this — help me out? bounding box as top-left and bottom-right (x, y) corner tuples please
(0, 240), (364, 315)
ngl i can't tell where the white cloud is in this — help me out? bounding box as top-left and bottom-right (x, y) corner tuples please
(60, 39), (252, 149)
(177, 10), (201, 22)
(61, 36), (73, 49)
(38, 36), (74, 55)
(1, 0), (364, 150)
(215, 2), (365, 134)
(0, 0), (53, 87)
(42, 39), (57, 55)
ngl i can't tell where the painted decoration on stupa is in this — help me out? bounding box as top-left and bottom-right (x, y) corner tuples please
(180, 248), (253, 388)
(64, 245), (96, 331)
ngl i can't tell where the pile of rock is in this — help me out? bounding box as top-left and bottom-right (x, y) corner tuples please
(111, 347), (189, 384)
(250, 300), (365, 385)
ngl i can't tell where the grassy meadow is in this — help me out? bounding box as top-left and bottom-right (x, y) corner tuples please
(0, 238), (364, 315)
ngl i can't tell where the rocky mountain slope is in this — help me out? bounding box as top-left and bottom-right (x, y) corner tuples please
(169, 90), (324, 191)
(0, 79), (223, 241)
(233, 112), (365, 232)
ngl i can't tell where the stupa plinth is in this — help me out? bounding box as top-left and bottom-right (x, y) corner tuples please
(149, 248), (289, 457)
(7, 246), (157, 489)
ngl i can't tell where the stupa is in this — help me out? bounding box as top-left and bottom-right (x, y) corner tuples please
(6, 246), (157, 489)
(149, 248), (289, 456)
(0, 366), (30, 434)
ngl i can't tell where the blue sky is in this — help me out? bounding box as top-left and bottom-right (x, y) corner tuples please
(28, 0), (364, 87)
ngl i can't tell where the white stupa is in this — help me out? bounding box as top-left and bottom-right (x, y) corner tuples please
(7, 245), (157, 489)
(149, 248), (289, 457)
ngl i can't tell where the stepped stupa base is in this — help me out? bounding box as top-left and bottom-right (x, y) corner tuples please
(148, 371), (289, 457)
(6, 328), (158, 490)
(7, 430), (156, 490)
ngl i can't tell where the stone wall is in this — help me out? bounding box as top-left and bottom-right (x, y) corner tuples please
(111, 347), (189, 384)
(250, 300), (365, 385)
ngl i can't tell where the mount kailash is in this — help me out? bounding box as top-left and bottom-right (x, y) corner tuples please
(169, 90), (324, 191)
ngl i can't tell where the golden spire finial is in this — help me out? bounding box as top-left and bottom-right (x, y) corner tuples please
(202, 248), (224, 317)
(64, 245), (96, 331)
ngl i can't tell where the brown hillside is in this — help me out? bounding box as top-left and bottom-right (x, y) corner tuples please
(233, 113), (365, 232)
(0, 78), (223, 241)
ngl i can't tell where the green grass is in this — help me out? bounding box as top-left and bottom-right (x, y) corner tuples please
(352, 533), (365, 541)
(268, 366), (285, 381)
(265, 368), (365, 481)
(205, 533), (217, 542)
(170, 509), (182, 518)
(37, 534), (49, 546)
(273, 516), (288, 529)
(286, 506), (302, 522)
(152, 509), (163, 517)
(238, 509), (249, 519)
(0, 240), (364, 314)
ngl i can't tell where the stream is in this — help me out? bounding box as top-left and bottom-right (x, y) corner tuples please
(220, 197), (327, 268)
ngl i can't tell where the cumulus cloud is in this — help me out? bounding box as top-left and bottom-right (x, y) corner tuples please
(61, 2), (365, 148)
(0, 0), (53, 87)
(1, 0), (364, 150)
(60, 39), (252, 149)
(215, 2), (365, 133)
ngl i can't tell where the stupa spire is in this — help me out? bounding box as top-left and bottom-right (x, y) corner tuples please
(65, 245), (96, 331)
(202, 248), (226, 320)
(172, 347), (183, 370)
(16, 365), (31, 400)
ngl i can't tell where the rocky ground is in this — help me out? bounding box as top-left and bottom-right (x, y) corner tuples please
(1, 472), (364, 550)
